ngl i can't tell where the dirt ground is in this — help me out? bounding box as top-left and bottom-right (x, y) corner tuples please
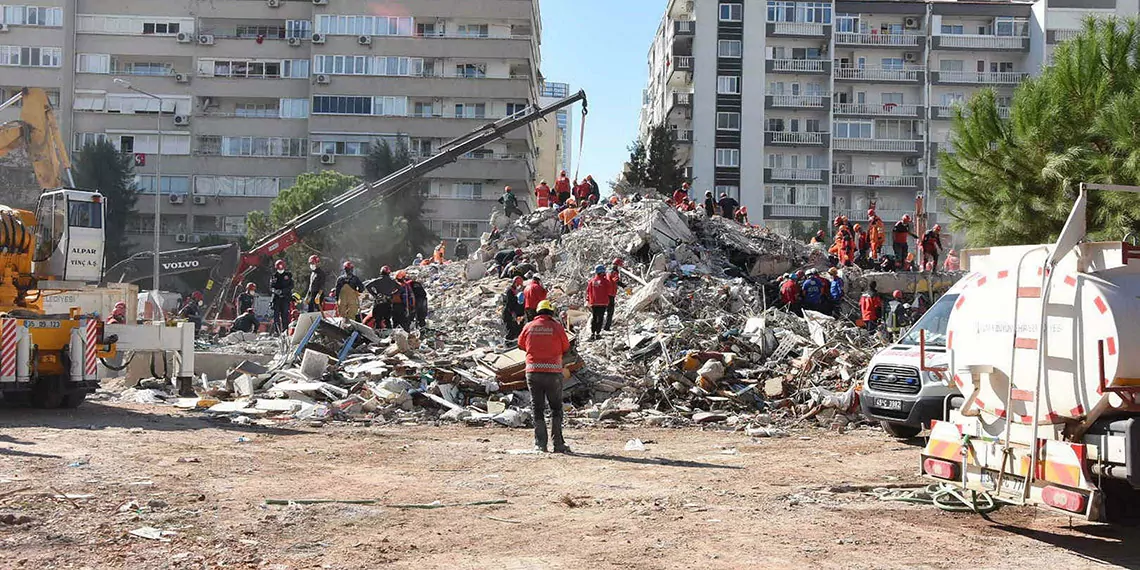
(0, 401), (1137, 570)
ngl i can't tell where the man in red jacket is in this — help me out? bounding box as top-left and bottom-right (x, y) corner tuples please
(554, 170), (572, 205)
(671, 182), (690, 207)
(605, 258), (625, 331)
(860, 281), (883, 331)
(518, 299), (571, 453)
(523, 275), (547, 321)
(586, 265), (613, 340)
(534, 180), (552, 208)
(780, 271), (801, 315)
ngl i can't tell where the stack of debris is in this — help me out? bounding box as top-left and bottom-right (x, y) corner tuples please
(166, 199), (889, 432)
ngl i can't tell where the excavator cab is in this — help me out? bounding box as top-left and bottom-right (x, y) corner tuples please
(32, 188), (105, 283)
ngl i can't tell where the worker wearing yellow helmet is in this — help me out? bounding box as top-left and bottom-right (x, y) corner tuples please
(517, 299), (572, 453)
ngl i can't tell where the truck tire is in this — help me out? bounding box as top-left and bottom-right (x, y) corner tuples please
(30, 388), (63, 409)
(60, 391), (86, 409)
(880, 420), (922, 439)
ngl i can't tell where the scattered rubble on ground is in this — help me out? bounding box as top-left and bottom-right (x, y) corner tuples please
(122, 199), (890, 433)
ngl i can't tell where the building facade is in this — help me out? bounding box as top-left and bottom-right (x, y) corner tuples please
(0, 0), (541, 252)
(639, 0), (1137, 239)
(535, 80), (573, 191)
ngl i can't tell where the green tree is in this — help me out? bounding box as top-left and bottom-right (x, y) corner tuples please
(72, 140), (137, 264)
(360, 139), (436, 268)
(940, 17), (1140, 246)
(246, 170), (359, 273)
(644, 124), (684, 197)
(625, 140), (648, 187)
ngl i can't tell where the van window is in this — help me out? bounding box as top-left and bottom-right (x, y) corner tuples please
(899, 293), (957, 347)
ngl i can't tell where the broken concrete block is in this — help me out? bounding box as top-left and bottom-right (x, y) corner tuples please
(232, 374), (256, 397)
(692, 411), (727, 423)
(763, 378), (786, 399)
(441, 407), (473, 422)
(300, 350), (331, 380)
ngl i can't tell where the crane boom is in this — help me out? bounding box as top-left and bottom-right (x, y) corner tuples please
(0, 88), (73, 189)
(235, 89), (587, 281)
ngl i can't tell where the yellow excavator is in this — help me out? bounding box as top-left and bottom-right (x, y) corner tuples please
(0, 87), (72, 189)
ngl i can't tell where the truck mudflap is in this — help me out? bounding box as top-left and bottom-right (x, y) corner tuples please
(920, 419), (1106, 520)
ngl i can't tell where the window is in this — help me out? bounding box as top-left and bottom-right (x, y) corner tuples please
(457, 24), (489, 37)
(211, 136), (307, 157)
(833, 120), (873, 138)
(506, 103), (527, 117)
(105, 94), (189, 115)
(374, 96), (407, 116)
(835, 14), (858, 33)
(715, 148), (740, 167)
(720, 3), (742, 21)
(312, 95), (372, 115)
(76, 53), (111, 74)
(313, 55), (424, 77)
(1, 5), (62, 26)
(806, 119), (821, 132)
(283, 59), (309, 78)
(314, 14), (414, 36)
(124, 62), (172, 76)
(413, 101), (435, 117)
(195, 175), (283, 198)
(236, 103), (277, 118)
(881, 57), (904, 70)
(135, 175), (190, 195)
(279, 98), (309, 119)
(200, 59), (293, 79)
(767, 118), (785, 132)
(416, 22), (440, 37)
(74, 132), (108, 149)
(764, 184), (823, 206)
(456, 63), (486, 78)
(717, 75), (740, 94)
(716, 112), (741, 131)
(991, 61), (1013, 72)
(940, 24), (964, 35)
(940, 93), (965, 106)
(939, 59), (964, 72)
(455, 182), (484, 199)
(881, 92), (904, 105)
(285, 19), (312, 39)
(455, 103), (486, 118)
(141, 21), (180, 35)
(110, 133), (191, 155)
(718, 40), (742, 58)
(0, 45), (61, 67)
(411, 139), (433, 157)
(235, 25), (286, 38)
(77, 15), (194, 35)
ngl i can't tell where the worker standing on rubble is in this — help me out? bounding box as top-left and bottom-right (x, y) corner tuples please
(364, 266), (400, 330)
(391, 270), (413, 331)
(800, 269), (824, 313)
(523, 275), (547, 321)
(554, 170), (572, 205)
(269, 260), (294, 334)
(334, 261), (364, 320)
(454, 240), (469, 261)
(854, 223), (869, 263)
(605, 258), (625, 331)
(810, 230), (826, 246)
(827, 267), (844, 316)
(734, 206), (750, 225)
(868, 210), (885, 260)
(573, 178), (591, 204)
(718, 192), (739, 219)
(304, 255), (326, 313)
(236, 283), (257, 314)
(179, 291), (205, 333)
(107, 301), (128, 325)
(586, 175), (601, 204)
(498, 186), (524, 219)
(780, 272), (802, 315)
(586, 265), (613, 341)
(703, 191), (716, 217)
(408, 273), (429, 328)
(892, 214), (918, 263)
(860, 282), (883, 331)
(885, 290), (908, 340)
(920, 225), (943, 272)
(672, 182), (690, 206)
(558, 199), (579, 233)
(518, 299), (572, 454)
(534, 180), (552, 208)
(502, 276), (526, 341)
(433, 241), (446, 264)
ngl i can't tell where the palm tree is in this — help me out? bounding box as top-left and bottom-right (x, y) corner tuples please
(939, 17), (1140, 246)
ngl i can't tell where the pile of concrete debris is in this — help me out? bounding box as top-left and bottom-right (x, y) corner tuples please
(166, 199), (888, 432)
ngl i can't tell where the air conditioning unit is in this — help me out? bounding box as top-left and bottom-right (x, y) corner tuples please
(173, 114), (190, 126)
(904, 52), (918, 63)
(197, 34), (215, 46)
(176, 32), (192, 43)
(0, 23), (10, 33)
(193, 195), (207, 205)
(357, 35), (372, 46)
(287, 37), (302, 47)
(904, 17), (920, 29)
(169, 194), (185, 204)
(311, 32), (325, 44)
(267, 0), (281, 7)
(319, 153), (335, 164)
(312, 0), (328, 5)
(175, 72), (190, 83)
(904, 156), (919, 166)
(175, 234), (188, 243)
(315, 74), (330, 84)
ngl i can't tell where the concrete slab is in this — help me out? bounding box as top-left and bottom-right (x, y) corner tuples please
(120, 351), (272, 383)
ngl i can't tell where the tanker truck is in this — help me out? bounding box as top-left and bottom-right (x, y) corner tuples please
(888, 183), (1140, 522)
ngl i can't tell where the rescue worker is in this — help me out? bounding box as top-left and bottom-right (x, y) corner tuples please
(885, 290), (908, 339)
(364, 266), (399, 330)
(573, 178), (591, 203)
(800, 268), (824, 313)
(892, 214), (918, 263)
(334, 261), (364, 320)
(269, 259), (294, 334)
(236, 283), (257, 315)
(585, 175), (601, 204)
(494, 247), (523, 272)
(854, 223), (869, 263)
(232, 308), (258, 333)
(860, 282), (883, 331)
(586, 265), (613, 341)
(734, 206), (750, 225)
(554, 170), (572, 205)
(920, 224), (943, 272)
(517, 299), (572, 454)
(391, 270), (413, 331)
(868, 209), (886, 260)
(605, 258), (625, 331)
(498, 185), (523, 219)
(779, 272), (801, 315)
(828, 267), (844, 316)
(558, 199), (579, 232)
(810, 230), (827, 245)
(431, 241), (444, 264)
(523, 275), (547, 321)
(943, 249), (960, 272)
(304, 254), (326, 313)
(534, 180), (552, 208)
(718, 192), (739, 219)
(180, 291), (205, 332)
(672, 182), (690, 206)
(454, 240), (469, 260)
(502, 276), (526, 341)
(409, 274), (428, 328)
(107, 301), (128, 325)
(703, 191), (716, 217)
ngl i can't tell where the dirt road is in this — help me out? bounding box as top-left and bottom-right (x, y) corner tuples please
(0, 401), (1136, 569)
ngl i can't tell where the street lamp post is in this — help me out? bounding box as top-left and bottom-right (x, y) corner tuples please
(113, 78), (163, 294)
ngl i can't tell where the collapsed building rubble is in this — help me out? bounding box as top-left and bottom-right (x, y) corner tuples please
(150, 199), (892, 432)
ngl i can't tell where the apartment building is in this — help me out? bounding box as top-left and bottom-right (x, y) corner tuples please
(639, 0), (1137, 240)
(0, 0), (541, 252)
(534, 80), (573, 195)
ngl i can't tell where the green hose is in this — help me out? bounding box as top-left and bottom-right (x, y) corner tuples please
(874, 483), (1003, 514)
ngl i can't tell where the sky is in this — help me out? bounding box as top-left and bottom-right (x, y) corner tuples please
(539, 0), (664, 188)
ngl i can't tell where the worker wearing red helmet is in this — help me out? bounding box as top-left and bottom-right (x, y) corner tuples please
(179, 291), (206, 333)
(586, 265), (614, 341)
(107, 301), (128, 325)
(779, 272), (802, 315)
(364, 265), (400, 330)
(534, 180), (552, 208)
(523, 274), (547, 322)
(860, 281), (883, 332)
(303, 254), (327, 313)
(920, 224), (944, 273)
(891, 214), (918, 265)
(502, 276), (527, 341)
(868, 210), (886, 260)
(853, 223), (869, 262)
(498, 185), (523, 219)
(554, 170), (572, 205)
(334, 260), (364, 320)
(886, 289), (908, 339)
(269, 259), (294, 334)
(236, 282), (257, 316)
(672, 182), (690, 208)
(605, 258), (625, 331)
(810, 229), (827, 245)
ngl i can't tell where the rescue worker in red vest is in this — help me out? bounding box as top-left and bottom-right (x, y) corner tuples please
(605, 258), (625, 331)
(554, 170), (572, 205)
(573, 178), (592, 203)
(860, 281), (883, 331)
(672, 182), (690, 207)
(107, 301), (128, 325)
(854, 223), (869, 263)
(586, 265), (614, 340)
(534, 180), (552, 208)
(517, 299), (572, 453)
(780, 271), (802, 315)
(892, 214), (918, 263)
(920, 224), (944, 272)
(523, 275), (547, 321)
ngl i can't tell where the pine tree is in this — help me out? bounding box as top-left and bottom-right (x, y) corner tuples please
(72, 140), (137, 265)
(644, 124), (684, 197)
(625, 140), (648, 187)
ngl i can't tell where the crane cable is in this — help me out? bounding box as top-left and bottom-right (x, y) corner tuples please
(572, 104), (588, 182)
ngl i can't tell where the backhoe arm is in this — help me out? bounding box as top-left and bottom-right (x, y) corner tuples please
(0, 88), (72, 189)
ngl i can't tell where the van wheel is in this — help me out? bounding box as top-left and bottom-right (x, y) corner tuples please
(880, 421), (922, 439)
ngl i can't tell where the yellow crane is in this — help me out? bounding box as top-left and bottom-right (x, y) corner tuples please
(0, 87), (73, 189)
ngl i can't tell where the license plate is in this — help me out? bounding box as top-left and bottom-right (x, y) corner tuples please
(27, 320), (62, 329)
(980, 471), (1026, 494)
(874, 397), (903, 410)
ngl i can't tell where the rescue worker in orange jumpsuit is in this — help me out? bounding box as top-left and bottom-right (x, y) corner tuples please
(534, 180), (552, 208)
(810, 230), (827, 245)
(867, 209), (886, 260)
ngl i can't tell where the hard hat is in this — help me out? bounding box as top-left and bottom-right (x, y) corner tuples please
(719, 192), (727, 198)
(806, 268), (817, 276)
(395, 269), (408, 280)
(246, 282), (257, 290)
(531, 274), (542, 282)
(513, 276), (524, 286)
(705, 191), (713, 196)
(504, 185), (513, 192)
(343, 261), (354, 271)
(540, 180), (547, 185)
(514, 248), (523, 256)
(381, 265), (391, 274)
(595, 264), (606, 274)
(536, 300), (555, 314)
(586, 175), (594, 181)
(828, 267), (838, 275)
(682, 182), (690, 188)
(192, 291), (203, 300)
(308, 254), (320, 264)
(612, 257), (624, 267)
(833, 216), (843, 226)
(560, 170), (567, 176)
(740, 206), (748, 213)
(274, 259), (286, 270)
(567, 197), (577, 205)
(933, 224), (942, 232)
(949, 249), (956, 255)
(902, 214), (912, 223)
(893, 290), (903, 299)
(867, 208), (876, 218)
(854, 223), (862, 231)
(246, 308), (255, 314)
(795, 270), (805, 279)
(816, 230), (825, 237)
(114, 301), (126, 310)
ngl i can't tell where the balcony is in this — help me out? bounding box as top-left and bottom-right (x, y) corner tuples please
(767, 22), (827, 37)
(668, 56), (694, 84)
(1048, 29), (1081, 44)
(672, 91), (693, 108)
(833, 174), (922, 189)
(765, 168), (827, 183)
(833, 137), (923, 153)
(932, 71), (1028, 85)
(933, 34), (1029, 51)
(672, 20), (694, 56)
(673, 20), (696, 35)
(763, 204), (827, 219)
(834, 103), (922, 119)
(835, 31), (924, 48)
(675, 129), (693, 143)
(765, 94), (829, 109)
(930, 105), (1010, 120)
(835, 66), (923, 83)
(765, 131), (828, 146)
(766, 58), (830, 74)
(835, 208), (914, 223)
